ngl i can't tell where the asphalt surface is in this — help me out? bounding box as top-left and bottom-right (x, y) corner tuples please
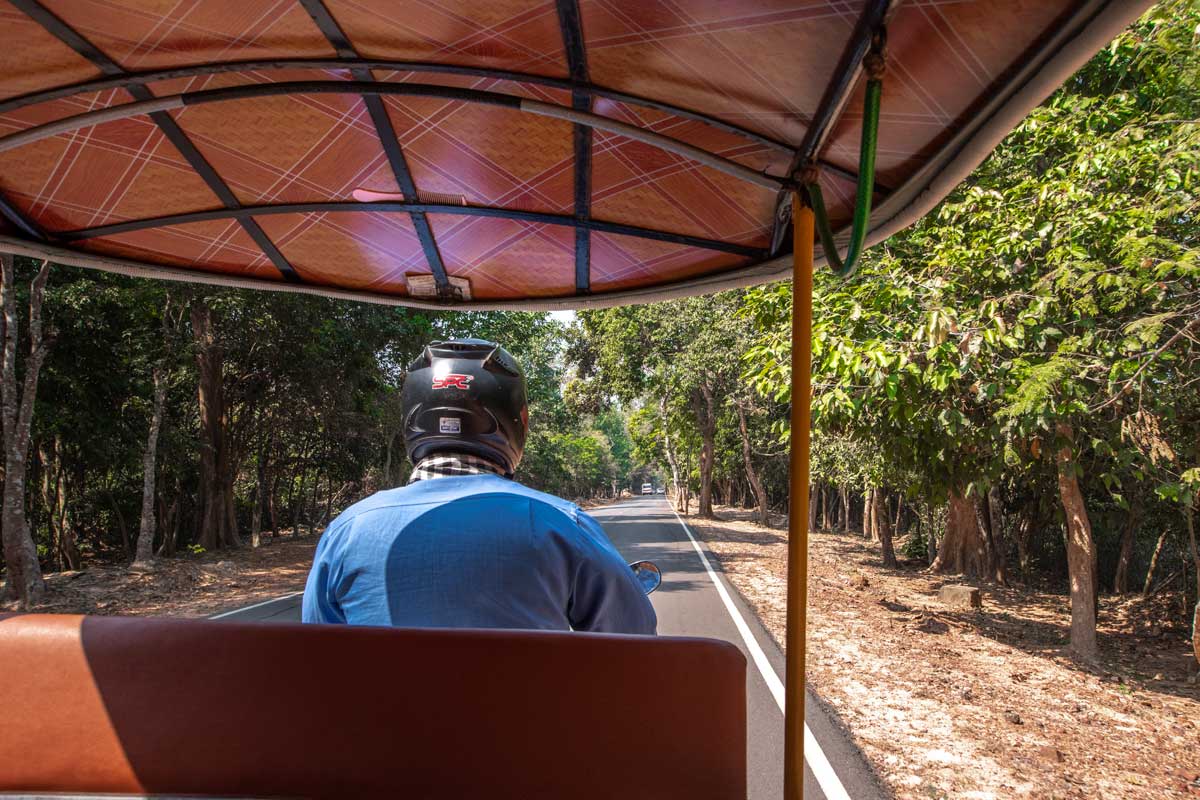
(214, 495), (884, 800)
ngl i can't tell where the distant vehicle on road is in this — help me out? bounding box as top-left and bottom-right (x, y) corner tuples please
(641, 483), (653, 495)
(656, 487), (665, 494)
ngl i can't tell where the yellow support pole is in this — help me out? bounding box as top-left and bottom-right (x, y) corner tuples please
(784, 195), (814, 800)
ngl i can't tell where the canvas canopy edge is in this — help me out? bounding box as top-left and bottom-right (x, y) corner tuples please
(0, 234), (791, 312)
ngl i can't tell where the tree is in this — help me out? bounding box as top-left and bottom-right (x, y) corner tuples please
(133, 296), (184, 568)
(736, 397), (771, 526)
(739, 0), (1200, 657)
(191, 296), (238, 551)
(0, 256), (52, 606)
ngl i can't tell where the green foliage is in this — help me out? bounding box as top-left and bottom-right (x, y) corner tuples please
(4, 268), (632, 575)
(737, 0), (1200, 598)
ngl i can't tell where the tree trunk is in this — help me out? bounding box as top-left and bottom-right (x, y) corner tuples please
(37, 442), (58, 571)
(840, 485), (850, 533)
(106, 488), (130, 558)
(658, 397), (684, 513)
(251, 438), (268, 548)
(292, 470), (307, 534)
(682, 449), (692, 515)
(1191, 434), (1200, 623)
(931, 491), (987, 576)
(304, 469), (320, 534)
(55, 440), (80, 569)
(810, 484), (820, 528)
(1056, 423), (1099, 660)
(1112, 500), (1140, 594)
(876, 489), (897, 567)
(822, 486), (832, 530)
(323, 475), (335, 532)
(191, 298), (235, 551)
(222, 476), (239, 547)
(986, 485), (1008, 585)
(868, 489), (878, 544)
(250, 471), (263, 549)
(269, 471), (280, 539)
(893, 494), (904, 534)
(696, 383), (716, 518)
(1015, 502), (1036, 580)
(219, 401), (239, 548)
(36, 441), (74, 573)
(926, 497), (938, 566)
(383, 431), (395, 488)
(1193, 598), (1199, 669)
(1143, 528), (1170, 596)
(133, 369), (168, 568)
(157, 485), (179, 557)
(735, 401), (770, 527)
(0, 257), (51, 606)
(973, 487), (1009, 586)
(1186, 499), (1199, 611)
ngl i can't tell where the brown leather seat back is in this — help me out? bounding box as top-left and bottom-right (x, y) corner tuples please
(0, 614), (746, 799)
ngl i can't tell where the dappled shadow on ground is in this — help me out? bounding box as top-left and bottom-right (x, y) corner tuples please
(695, 505), (788, 531)
(885, 591), (1198, 698)
(689, 503), (1200, 800)
(847, 552), (1194, 698)
(606, 531), (710, 596)
(821, 531), (1199, 702)
(691, 526), (788, 545)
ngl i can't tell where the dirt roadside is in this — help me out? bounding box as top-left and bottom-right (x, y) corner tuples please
(687, 505), (1200, 800)
(22, 536), (318, 619)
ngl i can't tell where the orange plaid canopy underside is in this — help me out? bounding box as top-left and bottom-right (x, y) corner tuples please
(0, 0), (1151, 308)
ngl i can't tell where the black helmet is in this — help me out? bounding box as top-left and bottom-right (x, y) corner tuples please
(402, 339), (528, 474)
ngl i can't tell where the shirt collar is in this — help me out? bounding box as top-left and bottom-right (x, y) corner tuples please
(408, 452), (510, 484)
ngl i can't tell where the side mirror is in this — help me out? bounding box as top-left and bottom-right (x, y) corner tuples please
(629, 560), (662, 594)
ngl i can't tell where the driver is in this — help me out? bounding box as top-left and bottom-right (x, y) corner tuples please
(302, 338), (657, 634)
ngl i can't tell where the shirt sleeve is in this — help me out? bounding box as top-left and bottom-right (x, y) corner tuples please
(566, 510), (658, 635)
(302, 528), (347, 624)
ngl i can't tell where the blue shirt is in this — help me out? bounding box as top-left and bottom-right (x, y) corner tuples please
(302, 474), (657, 634)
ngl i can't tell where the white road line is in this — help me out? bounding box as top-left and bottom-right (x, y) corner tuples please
(668, 503), (852, 800)
(209, 591), (304, 619)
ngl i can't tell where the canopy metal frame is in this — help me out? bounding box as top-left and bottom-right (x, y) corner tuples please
(55, 202), (767, 259)
(556, 0), (593, 294)
(295, 0), (453, 296)
(0, 83), (792, 188)
(0, 64), (887, 187)
(7, 0), (305, 283)
(1, 0), (831, 299)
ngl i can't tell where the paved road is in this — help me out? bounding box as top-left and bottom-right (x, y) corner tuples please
(214, 496), (884, 800)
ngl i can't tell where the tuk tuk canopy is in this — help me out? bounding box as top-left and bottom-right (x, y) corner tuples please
(0, 0), (1151, 308)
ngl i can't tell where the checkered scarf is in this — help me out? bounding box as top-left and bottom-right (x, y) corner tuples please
(408, 452), (510, 483)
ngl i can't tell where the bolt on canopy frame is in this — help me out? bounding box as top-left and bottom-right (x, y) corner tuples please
(0, 1), (1154, 797)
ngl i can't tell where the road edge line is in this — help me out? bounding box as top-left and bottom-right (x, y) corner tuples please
(669, 504), (851, 800)
(209, 591), (305, 619)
